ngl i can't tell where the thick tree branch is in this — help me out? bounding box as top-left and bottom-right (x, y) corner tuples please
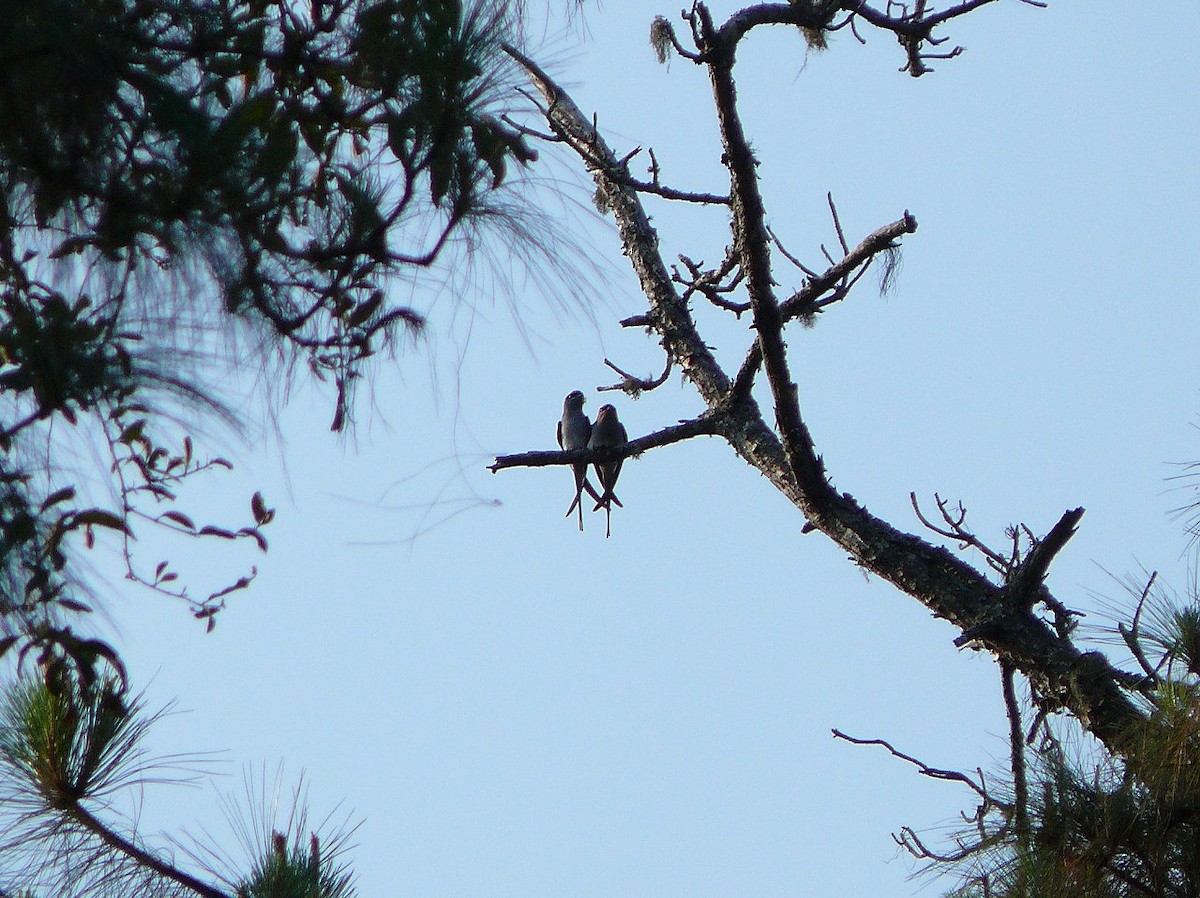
(703, 7), (836, 514)
(502, 44), (735, 409)
(713, 2), (843, 48)
(505, 27), (1142, 755)
(1004, 507), (1084, 607)
(1000, 659), (1030, 846)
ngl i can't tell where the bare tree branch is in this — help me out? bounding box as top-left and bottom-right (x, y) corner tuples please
(702, 4), (836, 512)
(779, 213), (917, 321)
(598, 357), (673, 396)
(1004, 507), (1085, 607)
(832, 728), (992, 802)
(1118, 571), (1161, 683)
(501, 44), (736, 408)
(910, 492), (1011, 574)
(842, 0), (1045, 76)
(1000, 659), (1029, 846)
(615, 146), (732, 205)
(489, 413), (724, 474)
(501, 7), (1144, 756)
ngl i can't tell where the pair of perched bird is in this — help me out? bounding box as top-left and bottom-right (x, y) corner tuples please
(556, 390), (626, 537)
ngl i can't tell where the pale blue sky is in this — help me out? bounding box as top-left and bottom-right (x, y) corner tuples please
(103, 3), (1199, 895)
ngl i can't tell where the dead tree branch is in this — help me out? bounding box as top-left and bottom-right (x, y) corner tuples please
(910, 492), (1011, 574)
(674, 252), (749, 316)
(832, 728), (992, 802)
(835, 725), (1010, 865)
(1000, 659), (1030, 846)
(598, 357), (673, 396)
(779, 212), (917, 322)
(843, 0), (1046, 76)
(501, 6), (1143, 756)
(489, 413), (723, 475)
(732, 212), (917, 401)
(1003, 507), (1085, 608)
(1118, 571), (1161, 683)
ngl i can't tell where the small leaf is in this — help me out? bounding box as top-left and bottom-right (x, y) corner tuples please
(40, 487), (77, 511)
(199, 525), (236, 539)
(345, 291), (384, 328)
(160, 572), (179, 583)
(250, 491), (274, 525)
(161, 510), (196, 531)
(118, 419), (146, 445)
(57, 598), (93, 614)
(48, 236), (92, 259)
(73, 509), (129, 533)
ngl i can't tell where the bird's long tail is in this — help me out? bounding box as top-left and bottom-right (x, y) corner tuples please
(592, 489), (622, 511)
(565, 467), (591, 531)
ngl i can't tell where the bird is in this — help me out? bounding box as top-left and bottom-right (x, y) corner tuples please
(587, 403), (627, 538)
(557, 390), (603, 531)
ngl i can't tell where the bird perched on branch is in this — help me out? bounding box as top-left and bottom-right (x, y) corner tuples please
(557, 390), (602, 531)
(588, 403), (627, 538)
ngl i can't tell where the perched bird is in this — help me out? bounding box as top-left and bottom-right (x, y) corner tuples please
(557, 390), (602, 531)
(588, 403), (628, 538)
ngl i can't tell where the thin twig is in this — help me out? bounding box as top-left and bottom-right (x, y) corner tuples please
(598, 356), (673, 396)
(831, 728), (989, 802)
(768, 225), (819, 278)
(827, 192), (849, 255)
(910, 492), (1009, 572)
(1119, 571), (1160, 682)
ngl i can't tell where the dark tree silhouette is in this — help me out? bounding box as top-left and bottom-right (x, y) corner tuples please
(0, 1), (552, 894)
